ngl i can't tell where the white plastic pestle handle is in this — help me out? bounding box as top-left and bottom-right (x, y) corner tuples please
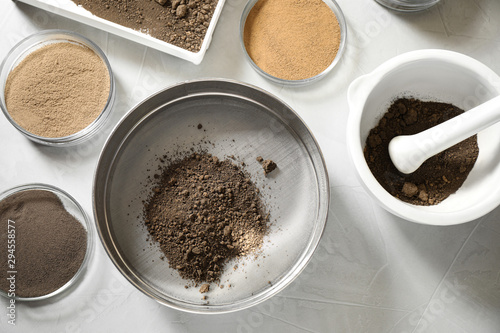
(389, 95), (500, 174)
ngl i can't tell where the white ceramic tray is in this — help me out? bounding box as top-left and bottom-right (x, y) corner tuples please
(15, 0), (226, 64)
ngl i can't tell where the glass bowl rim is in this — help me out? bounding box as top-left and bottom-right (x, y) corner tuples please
(374, 0), (441, 12)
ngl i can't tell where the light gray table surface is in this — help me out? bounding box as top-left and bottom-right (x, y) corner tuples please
(0, 0), (499, 332)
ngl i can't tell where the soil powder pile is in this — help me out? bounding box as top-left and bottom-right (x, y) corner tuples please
(71, 0), (218, 52)
(0, 190), (87, 297)
(5, 42), (110, 138)
(364, 98), (479, 206)
(143, 152), (270, 284)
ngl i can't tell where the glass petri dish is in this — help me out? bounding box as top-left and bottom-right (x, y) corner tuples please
(0, 183), (94, 301)
(240, 0), (347, 86)
(0, 30), (115, 146)
(374, 0), (440, 11)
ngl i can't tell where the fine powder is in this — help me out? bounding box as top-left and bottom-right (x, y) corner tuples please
(143, 152), (270, 285)
(364, 98), (479, 206)
(244, 0), (341, 81)
(0, 190), (87, 297)
(5, 42), (110, 138)
(71, 0), (218, 53)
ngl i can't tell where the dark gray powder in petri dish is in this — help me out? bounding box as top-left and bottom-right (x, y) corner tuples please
(0, 190), (87, 298)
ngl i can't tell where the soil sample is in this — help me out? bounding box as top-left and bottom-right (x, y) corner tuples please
(71, 0), (218, 53)
(256, 156), (277, 175)
(0, 190), (87, 298)
(5, 42), (110, 138)
(143, 152), (270, 285)
(243, 0), (341, 80)
(364, 98), (479, 206)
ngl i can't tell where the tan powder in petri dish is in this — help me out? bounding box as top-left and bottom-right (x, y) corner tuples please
(4, 42), (110, 138)
(244, 0), (341, 81)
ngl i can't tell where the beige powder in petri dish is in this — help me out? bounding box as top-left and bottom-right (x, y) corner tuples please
(244, 0), (341, 81)
(4, 42), (110, 138)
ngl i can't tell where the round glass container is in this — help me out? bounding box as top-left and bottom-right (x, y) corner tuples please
(240, 0), (347, 86)
(0, 183), (94, 301)
(0, 30), (115, 146)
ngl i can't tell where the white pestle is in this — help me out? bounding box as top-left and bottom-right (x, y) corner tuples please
(389, 95), (500, 174)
